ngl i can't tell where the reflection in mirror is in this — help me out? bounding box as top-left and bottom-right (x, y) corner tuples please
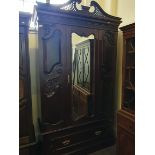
(72, 33), (95, 121)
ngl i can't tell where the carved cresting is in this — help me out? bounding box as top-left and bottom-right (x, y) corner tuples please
(42, 25), (63, 98)
(37, 0), (114, 19)
(60, 0), (112, 18)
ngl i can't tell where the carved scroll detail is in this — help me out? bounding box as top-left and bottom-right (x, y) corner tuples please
(42, 24), (56, 38)
(43, 25), (51, 36)
(104, 31), (115, 46)
(43, 64), (63, 98)
(90, 1), (110, 18)
(93, 7), (105, 17)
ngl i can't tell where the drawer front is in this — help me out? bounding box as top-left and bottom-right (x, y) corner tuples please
(43, 126), (113, 154)
(52, 136), (115, 155)
(50, 127), (108, 149)
(117, 112), (134, 134)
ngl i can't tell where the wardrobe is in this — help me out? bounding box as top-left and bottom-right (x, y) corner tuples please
(19, 0), (121, 154)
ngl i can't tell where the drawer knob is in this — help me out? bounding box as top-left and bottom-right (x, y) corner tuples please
(62, 139), (70, 146)
(94, 130), (102, 136)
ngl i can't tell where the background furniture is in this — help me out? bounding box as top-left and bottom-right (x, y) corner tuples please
(117, 23), (135, 155)
(33, 0), (121, 154)
(19, 12), (36, 155)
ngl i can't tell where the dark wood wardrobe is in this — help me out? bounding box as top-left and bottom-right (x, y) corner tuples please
(32, 0), (121, 154)
(19, 12), (36, 155)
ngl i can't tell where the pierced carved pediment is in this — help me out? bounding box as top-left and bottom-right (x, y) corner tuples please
(36, 0), (121, 22)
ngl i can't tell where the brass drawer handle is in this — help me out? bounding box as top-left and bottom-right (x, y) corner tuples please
(94, 130), (102, 136)
(62, 139), (70, 146)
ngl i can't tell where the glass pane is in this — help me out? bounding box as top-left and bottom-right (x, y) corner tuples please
(123, 37), (135, 111)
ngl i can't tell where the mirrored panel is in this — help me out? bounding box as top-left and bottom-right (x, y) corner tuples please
(72, 33), (95, 121)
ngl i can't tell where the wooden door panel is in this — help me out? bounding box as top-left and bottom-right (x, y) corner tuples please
(43, 30), (61, 74)
(39, 24), (69, 125)
(96, 30), (117, 118)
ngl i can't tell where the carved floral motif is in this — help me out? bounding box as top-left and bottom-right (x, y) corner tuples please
(43, 65), (63, 98)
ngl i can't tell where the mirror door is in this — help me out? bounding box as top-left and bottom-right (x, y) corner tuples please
(71, 31), (96, 121)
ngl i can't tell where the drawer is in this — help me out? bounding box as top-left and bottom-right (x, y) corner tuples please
(44, 126), (112, 154)
(51, 127), (107, 149)
(117, 112), (135, 134)
(52, 136), (115, 155)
